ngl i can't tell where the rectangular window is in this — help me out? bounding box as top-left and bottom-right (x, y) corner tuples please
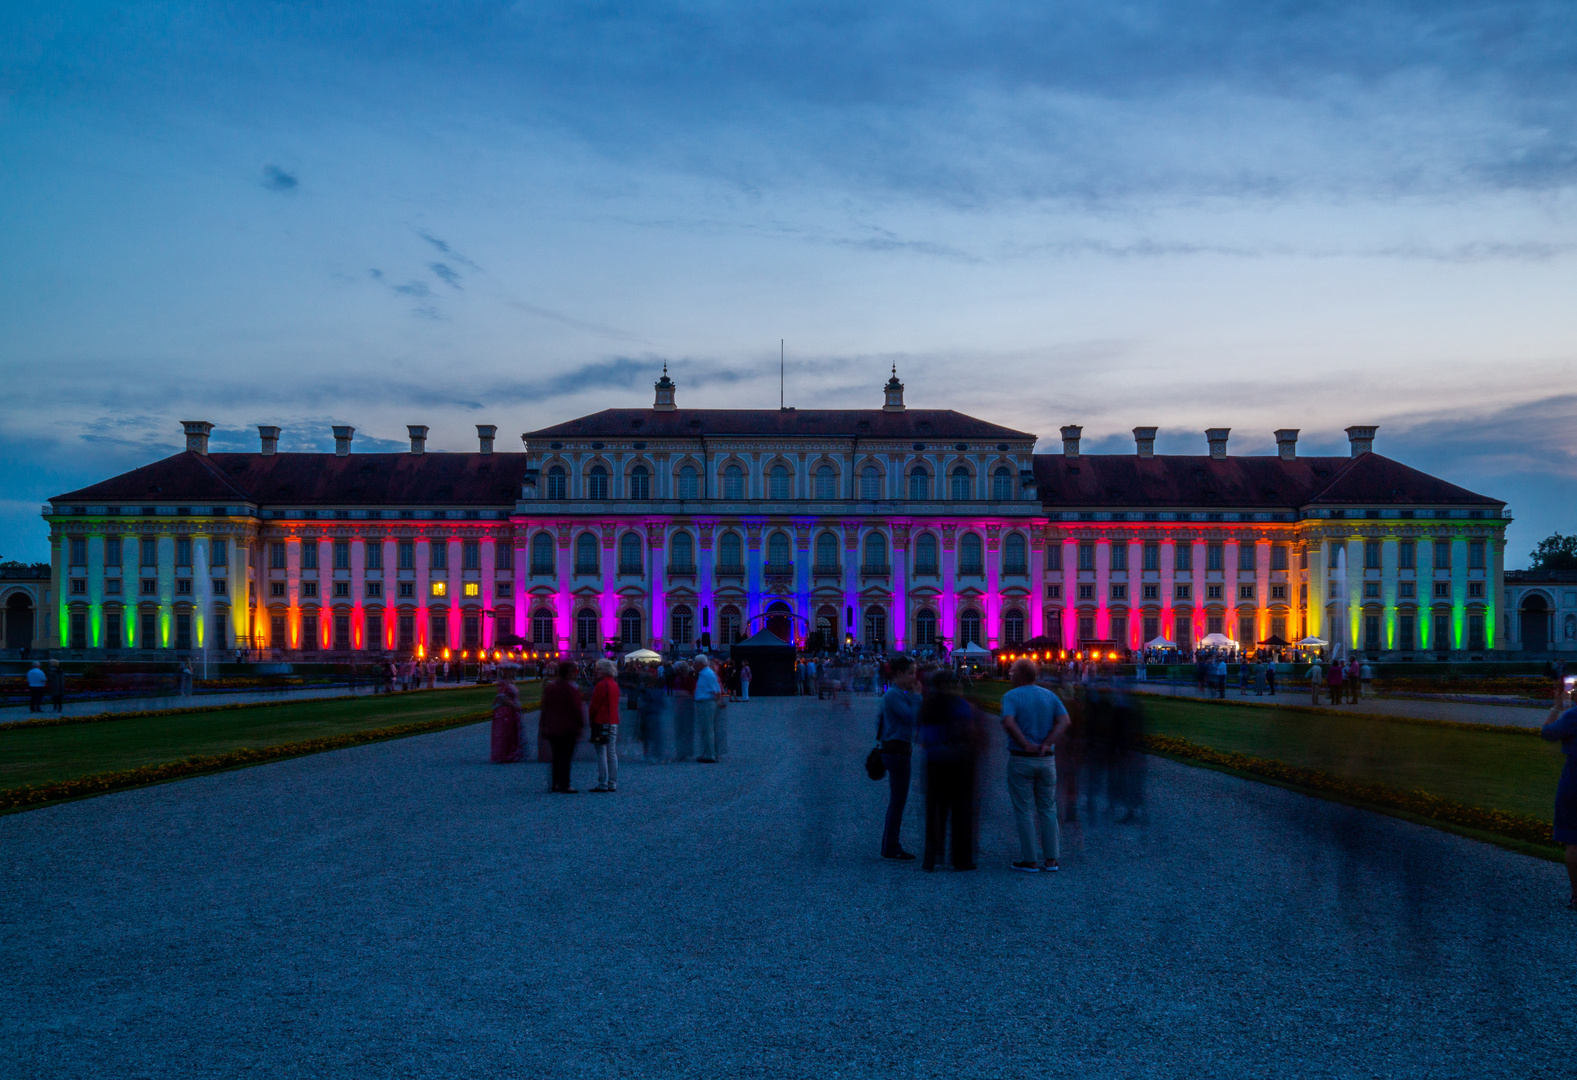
(1143, 543), (1159, 571)
(1364, 615), (1380, 653)
(1144, 616), (1159, 642)
(300, 615), (318, 650)
(1363, 582), (1380, 598)
(1398, 581), (1415, 598)
(1398, 614), (1415, 651)
(398, 582), (414, 598)
(463, 582), (481, 597)
(210, 539), (227, 567)
(1175, 545), (1192, 572)
(270, 581), (286, 597)
(1433, 582), (1450, 599)
(301, 544), (318, 570)
(398, 615), (415, 650)
(1328, 544), (1340, 569)
(1111, 545), (1128, 571)
(1111, 615), (1127, 644)
(1238, 545), (1256, 571)
(1208, 615), (1223, 635)
(1469, 613), (1485, 651)
(1398, 541), (1415, 570)
(1110, 583), (1126, 600)
(430, 616), (448, 650)
(1239, 615), (1256, 644)
(1078, 614), (1095, 641)
(213, 579), (228, 595)
(141, 537), (159, 566)
(431, 543), (447, 570)
(106, 612), (122, 648)
(496, 544), (513, 570)
(464, 615), (481, 649)
(1142, 584), (1158, 600)
(268, 614), (285, 647)
(1046, 545), (1062, 572)
(333, 541), (350, 570)
(1238, 584), (1254, 600)
(106, 578), (122, 595)
(70, 578), (86, 595)
(175, 538), (192, 566)
(140, 578), (157, 595)
(1433, 611), (1451, 651)
(1364, 541), (1380, 570)
(431, 581), (447, 597)
(175, 612), (192, 650)
(1270, 545), (1287, 571)
(176, 579), (192, 594)
(398, 541), (415, 570)
(142, 610), (159, 648)
(334, 615), (351, 651)
(365, 543), (382, 570)
(212, 615), (228, 652)
(69, 537), (88, 566)
(1046, 583), (1061, 599)
(302, 581), (318, 597)
(333, 581), (350, 598)
(366, 614), (383, 650)
(1433, 541), (1450, 570)
(1270, 584), (1286, 600)
(1467, 581), (1484, 598)
(1175, 584), (1191, 601)
(1078, 584), (1094, 600)
(365, 581), (383, 598)
(270, 542), (287, 569)
(1078, 543), (1095, 571)
(1468, 541), (1485, 570)
(68, 611), (87, 650)
(105, 537), (122, 566)
(464, 541), (480, 570)
(1207, 544), (1223, 571)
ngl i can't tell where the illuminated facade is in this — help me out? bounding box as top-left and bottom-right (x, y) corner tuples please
(42, 370), (1509, 659)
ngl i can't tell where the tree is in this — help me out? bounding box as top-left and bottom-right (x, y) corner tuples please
(1529, 533), (1577, 573)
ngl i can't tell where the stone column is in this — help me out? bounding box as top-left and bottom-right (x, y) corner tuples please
(845, 520), (864, 649)
(554, 523), (572, 651)
(984, 524), (1001, 648)
(891, 521), (909, 651)
(286, 535), (302, 650)
(647, 521), (667, 650)
(481, 532), (497, 651)
(939, 523), (957, 651)
(1094, 536), (1111, 641)
(601, 523), (618, 649)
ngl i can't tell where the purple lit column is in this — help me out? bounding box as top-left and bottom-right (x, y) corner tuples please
(891, 521), (908, 651)
(940, 522), (957, 649)
(647, 521), (666, 650)
(600, 523), (617, 647)
(984, 524), (1001, 648)
(555, 523), (571, 651)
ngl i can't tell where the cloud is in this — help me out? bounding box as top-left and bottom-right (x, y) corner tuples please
(262, 165), (298, 192)
(429, 262), (462, 288)
(418, 230), (480, 271)
(500, 299), (646, 342)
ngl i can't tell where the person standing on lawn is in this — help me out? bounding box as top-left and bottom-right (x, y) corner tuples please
(1326, 659), (1344, 705)
(876, 657), (922, 861)
(999, 659), (1071, 872)
(46, 660), (65, 712)
(25, 661), (46, 712)
(1540, 680), (1577, 909)
(540, 661), (586, 793)
(1307, 660), (1322, 705)
(589, 658), (621, 792)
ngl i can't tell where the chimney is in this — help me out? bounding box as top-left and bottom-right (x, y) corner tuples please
(258, 425), (280, 455)
(477, 424), (497, 454)
(1132, 426), (1157, 458)
(1345, 425), (1377, 457)
(408, 425), (428, 454)
(653, 363), (677, 412)
(181, 420), (213, 455)
(1275, 428), (1299, 461)
(1206, 428), (1230, 460)
(333, 425), (354, 456)
(882, 365), (905, 412)
(1060, 425), (1082, 458)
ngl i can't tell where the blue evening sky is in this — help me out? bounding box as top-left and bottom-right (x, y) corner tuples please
(2, 2), (1574, 564)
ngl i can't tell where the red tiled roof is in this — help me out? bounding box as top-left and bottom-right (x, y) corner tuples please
(522, 408), (1034, 441)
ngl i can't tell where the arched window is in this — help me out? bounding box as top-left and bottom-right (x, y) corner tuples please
(723, 464), (745, 499)
(1004, 608), (1025, 644)
(914, 532), (938, 574)
(719, 531), (743, 570)
(670, 604), (693, 645)
(678, 465), (699, 499)
(908, 466), (929, 500)
(950, 466), (971, 500)
(767, 530), (791, 568)
(670, 531), (694, 570)
(992, 466), (1014, 501)
(629, 464), (650, 500)
(530, 532), (555, 574)
(575, 533), (600, 574)
(863, 532), (888, 571)
(815, 465), (836, 499)
(960, 608), (982, 645)
(531, 607), (556, 645)
(769, 464), (792, 500)
(588, 465), (609, 500)
(959, 532), (984, 575)
(915, 608), (937, 645)
(546, 466), (567, 500)
(720, 605), (742, 645)
(860, 465), (881, 500)
(1566, 614), (1576, 641)
(814, 531), (839, 571)
(618, 532), (642, 574)
(619, 607), (643, 646)
(1003, 533), (1027, 574)
(863, 605), (886, 647)
(575, 607), (600, 648)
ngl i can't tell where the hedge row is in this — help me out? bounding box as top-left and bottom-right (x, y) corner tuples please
(0, 710), (494, 812)
(1142, 733), (1557, 848)
(0, 686), (482, 731)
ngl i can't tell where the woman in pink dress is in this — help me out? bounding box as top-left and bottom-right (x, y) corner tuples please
(490, 672), (523, 763)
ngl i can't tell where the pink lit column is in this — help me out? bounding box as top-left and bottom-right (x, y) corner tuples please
(1029, 530), (1046, 638)
(984, 524), (1001, 648)
(1126, 535), (1143, 650)
(600, 524), (618, 647)
(480, 532), (496, 649)
(554, 523), (572, 651)
(1061, 538), (1078, 648)
(1094, 536), (1111, 640)
(647, 521), (666, 650)
(511, 527), (528, 644)
(415, 537), (430, 654)
(939, 523), (957, 650)
(891, 523), (908, 651)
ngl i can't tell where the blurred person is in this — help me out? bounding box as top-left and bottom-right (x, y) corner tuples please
(639, 670), (668, 760)
(1346, 657), (1361, 704)
(1213, 656), (1228, 700)
(1000, 659), (1070, 872)
(1108, 683), (1148, 822)
(1266, 662), (1277, 696)
(693, 655), (722, 762)
(1540, 679), (1577, 909)
(1326, 658), (1344, 705)
(179, 662), (194, 697)
(540, 661), (586, 793)
(25, 661), (45, 712)
(589, 658), (621, 792)
(489, 670), (524, 763)
(1359, 658), (1373, 700)
(673, 661), (696, 761)
(1307, 659), (1322, 705)
(47, 660), (65, 712)
(919, 670), (983, 872)
(877, 657), (922, 861)
(740, 662), (752, 702)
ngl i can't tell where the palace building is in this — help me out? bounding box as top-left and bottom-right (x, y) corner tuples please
(40, 369), (1510, 659)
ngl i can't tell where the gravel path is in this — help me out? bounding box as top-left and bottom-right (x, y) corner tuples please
(1, 696), (1570, 1079)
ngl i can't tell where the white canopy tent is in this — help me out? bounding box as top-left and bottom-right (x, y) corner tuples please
(1295, 636), (1329, 648)
(621, 647), (662, 663)
(1199, 633), (1236, 648)
(955, 641), (992, 656)
(1145, 637), (1178, 649)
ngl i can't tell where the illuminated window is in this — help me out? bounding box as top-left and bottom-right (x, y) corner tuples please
(431, 581), (447, 597)
(463, 582), (481, 597)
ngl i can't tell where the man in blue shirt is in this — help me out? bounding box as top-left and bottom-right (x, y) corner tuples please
(1000, 659), (1071, 872)
(876, 657), (921, 860)
(693, 656), (722, 762)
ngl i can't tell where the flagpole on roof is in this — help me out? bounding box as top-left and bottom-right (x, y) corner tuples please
(780, 339), (784, 411)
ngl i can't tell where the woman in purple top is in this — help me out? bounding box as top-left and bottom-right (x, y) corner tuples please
(1540, 679), (1577, 909)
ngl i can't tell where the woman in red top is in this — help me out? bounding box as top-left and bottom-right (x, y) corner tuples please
(539, 662), (587, 793)
(589, 658), (621, 792)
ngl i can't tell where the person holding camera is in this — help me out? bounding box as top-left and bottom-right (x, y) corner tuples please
(1540, 678), (1577, 909)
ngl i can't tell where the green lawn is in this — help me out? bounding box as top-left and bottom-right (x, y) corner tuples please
(1141, 697), (1563, 822)
(0, 686), (536, 790)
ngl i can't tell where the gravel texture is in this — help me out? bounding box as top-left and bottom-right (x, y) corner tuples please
(1, 695), (1571, 1079)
